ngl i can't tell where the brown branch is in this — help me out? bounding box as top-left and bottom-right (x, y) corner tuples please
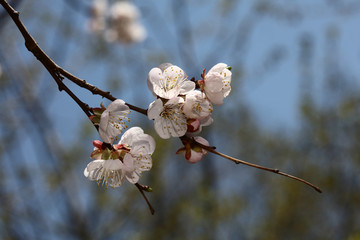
(0, 0), (148, 117)
(58, 68), (148, 115)
(182, 136), (322, 193)
(0, 0), (92, 117)
(0, 0), (153, 212)
(135, 183), (155, 215)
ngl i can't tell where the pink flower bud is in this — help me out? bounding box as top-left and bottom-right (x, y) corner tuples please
(187, 119), (200, 132)
(177, 136), (210, 164)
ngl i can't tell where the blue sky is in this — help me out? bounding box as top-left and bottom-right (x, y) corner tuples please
(8, 0), (360, 143)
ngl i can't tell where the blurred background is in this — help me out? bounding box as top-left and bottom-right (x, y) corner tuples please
(1, 0), (360, 239)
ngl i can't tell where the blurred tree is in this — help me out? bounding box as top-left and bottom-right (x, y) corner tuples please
(0, 0), (360, 239)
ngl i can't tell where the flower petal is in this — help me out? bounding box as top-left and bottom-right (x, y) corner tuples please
(119, 127), (144, 146)
(179, 80), (195, 95)
(147, 99), (163, 120)
(186, 150), (204, 164)
(154, 117), (171, 139)
(106, 99), (129, 112)
(103, 159), (124, 171)
(208, 63), (228, 73)
(147, 67), (164, 97)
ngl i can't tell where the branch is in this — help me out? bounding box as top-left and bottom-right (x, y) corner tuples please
(0, 0), (148, 117)
(135, 183), (155, 215)
(182, 136), (322, 193)
(0, 0), (153, 213)
(0, 0), (92, 117)
(58, 68), (148, 115)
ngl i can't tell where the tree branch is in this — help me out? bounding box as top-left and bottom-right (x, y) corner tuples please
(0, 0), (153, 213)
(181, 136), (322, 193)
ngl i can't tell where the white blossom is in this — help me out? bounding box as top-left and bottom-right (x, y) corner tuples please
(99, 99), (130, 144)
(84, 127), (155, 187)
(147, 65), (195, 99)
(203, 63), (232, 105)
(148, 97), (187, 139)
(117, 127), (155, 183)
(88, 0), (107, 33)
(106, 1), (146, 44)
(84, 159), (126, 188)
(183, 90), (213, 120)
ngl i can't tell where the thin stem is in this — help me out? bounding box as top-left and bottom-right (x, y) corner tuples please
(210, 149), (322, 193)
(135, 183), (155, 215)
(183, 136), (322, 193)
(58, 68), (148, 115)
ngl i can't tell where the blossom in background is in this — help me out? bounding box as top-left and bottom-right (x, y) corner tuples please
(88, 0), (107, 33)
(177, 136), (210, 164)
(201, 63), (232, 105)
(99, 99), (130, 144)
(106, 1), (146, 44)
(148, 97), (187, 139)
(84, 127), (155, 187)
(147, 64), (195, 99)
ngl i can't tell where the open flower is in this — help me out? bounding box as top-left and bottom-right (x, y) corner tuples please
(183, 90), (213, 120)
(147, 64), (195, 99)
(116, 127), (155, 183)
(99, 99), (130, 144)
(201, 63), (232, 105)
(84, 159), (126, 188)
(148, 97), (187, 139)
(84, 127), (155, 187)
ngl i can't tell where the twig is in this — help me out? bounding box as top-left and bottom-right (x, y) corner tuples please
(58, 68), (148, 115)
(182, 136), (322, 193)
(135, 183), (155, 215)
(0, 0), (153, 212)
(0, 0), (92, 117)
(0, 0), (148, 116)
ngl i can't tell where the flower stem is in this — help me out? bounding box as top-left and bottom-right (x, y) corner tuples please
(135, 183), (155, 215)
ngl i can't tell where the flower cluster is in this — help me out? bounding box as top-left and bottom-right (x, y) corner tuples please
(86, 99), (154, 188)
(84, 63), (231, 189)
(147, 63), (232, 163)
(88, 0), (146, 44)
(84, 127), (155, 188)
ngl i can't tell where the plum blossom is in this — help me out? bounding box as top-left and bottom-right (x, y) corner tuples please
(148, 97), (187, 139)
(201, 63), (232, 105)
(106, 1), (146, 44)
(116, 127), (155, 183)
(84, 127), (155, 187)
(183, 90), (213, 120)
(177, 136), (210, 164)
(147, 64), (195, 99)
(99, 99), (130, 144)
(84, 159), (125, 188)
(88, 0), (107, 33)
